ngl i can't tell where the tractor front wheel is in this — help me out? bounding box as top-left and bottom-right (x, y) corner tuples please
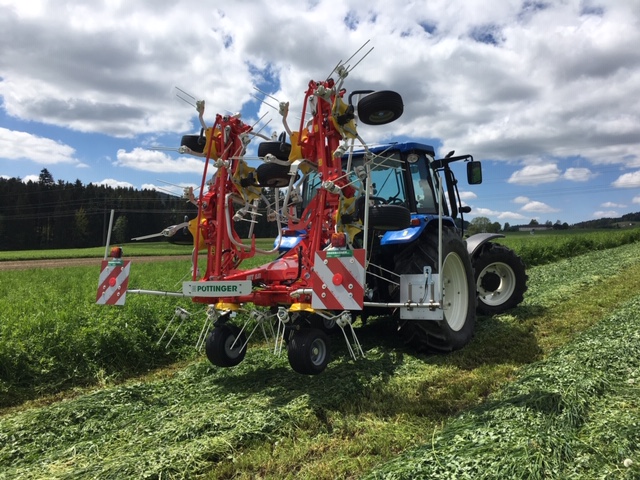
(473, 243), (528, 315)
(205, 324), (247, 367)
(287, 328), (330, 375)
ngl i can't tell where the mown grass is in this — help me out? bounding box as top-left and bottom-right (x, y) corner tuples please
(366, 296), (640, 479)
(1, 242), (640, 478)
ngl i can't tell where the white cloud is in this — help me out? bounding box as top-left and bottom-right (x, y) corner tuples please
(612, 171), (640, 188)
(520, 201), (560, 213)
(22, 174), (40, 183)
(496, 211), (527, 220)
(508, 164), (562, 185)
(593, 210), (619, 218)
(458, 191), (477, 201)
(95, 178), (135, 189)
(0, 127), (79, 165)
(601, 201), (626, 208)
(513, 196), (530, 204)
(469, 207), (526, 221)
(115, 148), (206, 174)
(471, 207), (500, 217)
(564, 167), (596, 182)
(633, 196), (640, 204)
(0, 0), (638, 172)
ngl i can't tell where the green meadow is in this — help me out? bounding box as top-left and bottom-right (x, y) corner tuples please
(0, 230), (639, 479)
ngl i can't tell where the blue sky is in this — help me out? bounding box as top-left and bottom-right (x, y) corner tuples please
(1, 0), (639, 226)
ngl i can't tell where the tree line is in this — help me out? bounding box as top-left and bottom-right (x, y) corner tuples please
(0, 169), (279, 251)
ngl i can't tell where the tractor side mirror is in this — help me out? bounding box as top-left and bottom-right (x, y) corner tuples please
(467, 161), (482, 185)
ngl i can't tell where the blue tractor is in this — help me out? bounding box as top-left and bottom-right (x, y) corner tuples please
(275, 141), (527, 353)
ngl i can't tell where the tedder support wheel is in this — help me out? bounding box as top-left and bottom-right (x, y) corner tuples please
(287, 328), (330, 375)
(357, 90), (404, 125)
(181, 134), (205, 153)
(205, 324), (247, 367)
(395, 226), (476, 352)
(258, 141), (292, 161)
(368, 204), (411, 231)
(256, 162), (294, 188)
(473, 243), (528, 315)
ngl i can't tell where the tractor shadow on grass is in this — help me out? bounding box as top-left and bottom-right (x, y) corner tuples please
(207, 304), (546, 421)
(207, 317), (408, 411)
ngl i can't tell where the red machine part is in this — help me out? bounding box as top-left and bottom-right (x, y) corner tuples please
(190, 78), (354, 308)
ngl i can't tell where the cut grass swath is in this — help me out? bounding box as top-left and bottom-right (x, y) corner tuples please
(365, 295), (640, 480)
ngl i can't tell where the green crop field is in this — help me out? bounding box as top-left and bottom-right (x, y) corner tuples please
(0, 238), (277, 261)
(1, 231), (639, 479)
(496, 228), (640, 266)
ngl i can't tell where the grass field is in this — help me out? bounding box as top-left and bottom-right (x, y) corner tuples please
(0, 238), (279, 262)
(1, 231), (639, 478)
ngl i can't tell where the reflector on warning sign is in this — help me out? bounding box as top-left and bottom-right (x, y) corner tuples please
(310, 249), (365, 310)
(96, 259), (130, 305)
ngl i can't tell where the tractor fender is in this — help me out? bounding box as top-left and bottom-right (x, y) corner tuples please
(466, 233), (505, 258)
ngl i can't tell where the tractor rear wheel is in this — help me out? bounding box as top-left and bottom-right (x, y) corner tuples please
(395, 226), (476, 352)
(473, 243), (527, 315)
(205, 324), (247, 367)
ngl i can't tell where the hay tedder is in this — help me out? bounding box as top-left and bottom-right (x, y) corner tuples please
(98, 53), (527, 374)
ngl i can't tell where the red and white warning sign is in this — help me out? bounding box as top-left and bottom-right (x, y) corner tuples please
(96, 259), (131, 305)
(311, 249), (365, 310)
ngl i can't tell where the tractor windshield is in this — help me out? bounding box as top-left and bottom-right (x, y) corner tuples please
(301, 150), (442, 215)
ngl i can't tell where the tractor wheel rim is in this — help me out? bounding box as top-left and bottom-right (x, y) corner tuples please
(309, 338), (327, 366)
(476, 262), (517, 307)
(442, 252), (469, 332)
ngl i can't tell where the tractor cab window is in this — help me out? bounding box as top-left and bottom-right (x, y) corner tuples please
(367, 153), (408, 207)
(409, 154), (440, 214)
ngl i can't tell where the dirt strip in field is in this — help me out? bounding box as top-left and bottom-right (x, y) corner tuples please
(0, 256), (192, 271)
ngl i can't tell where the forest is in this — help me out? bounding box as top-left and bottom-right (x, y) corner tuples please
(0, 169), (278, 251)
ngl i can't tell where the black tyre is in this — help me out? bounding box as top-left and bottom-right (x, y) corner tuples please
(256, 162), (294, 188)
(287, 328), (330, 375)
(258, 141), (292, 161)
(395, 226), (476, 352)
(357, 91), (404, 125)
(368, 204), (411, 231)
(205, 324), (247, 367)
(181, 134), (205, 153)
(473, 243), (528, 315)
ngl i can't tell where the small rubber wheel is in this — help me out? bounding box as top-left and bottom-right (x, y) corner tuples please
(287, 328), (330, 375)
(258, 141), (292, 161)
(256, 162), (295, 188)
(367, 205), (411, 231)
(181, 134), (205, 153)
(205, 324), (247, 367)
(357, 91), (404, 125)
